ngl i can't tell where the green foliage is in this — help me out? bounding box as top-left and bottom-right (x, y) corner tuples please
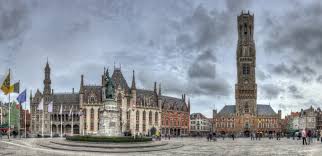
(66, 136), (152, 143)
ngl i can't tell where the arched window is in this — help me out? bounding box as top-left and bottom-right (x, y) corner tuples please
(245, 103), (249, 113)
(149, 111), (152, 125)
(142, 111), (146, 132)
(242, 64), (250, 75)
(244, 23), (247, 34)
(90, 108), (94, 131)
(136, 111), (139, 131)
(155, 112), (158, 125)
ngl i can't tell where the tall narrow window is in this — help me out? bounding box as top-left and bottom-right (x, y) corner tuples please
(155, 112), (159, 125)
(245, 103), (249, 113)
(142, 111), (146, 132)
(242, 64), (250, 75)
(136, 111), (139, 131)
(244, 23), (247, 34)
(149, 111), (152, 125)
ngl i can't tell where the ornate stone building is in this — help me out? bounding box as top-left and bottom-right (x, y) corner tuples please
(30, 62), (80, 136)
(213, 11), (282, 136)
(31, 62), (190, 136)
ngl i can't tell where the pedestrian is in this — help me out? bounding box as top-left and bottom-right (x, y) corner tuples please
(307, 130), (311, 145)
(302, 129), (307, 145)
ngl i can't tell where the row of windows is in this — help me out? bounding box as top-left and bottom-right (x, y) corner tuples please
(135, 111), (159, 131)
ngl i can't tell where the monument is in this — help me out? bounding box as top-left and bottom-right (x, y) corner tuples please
(98, 69), (121, 136)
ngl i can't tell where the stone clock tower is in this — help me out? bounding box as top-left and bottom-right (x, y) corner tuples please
(235, 11), (257, 116)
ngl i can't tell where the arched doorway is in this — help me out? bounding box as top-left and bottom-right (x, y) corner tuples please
(73, 125), (79, 134)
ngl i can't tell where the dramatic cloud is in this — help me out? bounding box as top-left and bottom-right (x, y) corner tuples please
(0, 0), (321, 118)
(288, 85), (303, 99)
(260, 84), (284, 99)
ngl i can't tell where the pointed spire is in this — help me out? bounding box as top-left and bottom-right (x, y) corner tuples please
(106, 68), (109, 77)
(104, 67), (106, 75)
(158, 83), (161, 96)
(154, 82), (157, 93)
(29, 90), (33, 101)
(188, 97), (190, 110)
(80, 74), (84, 94)
(131, 70), (136, 90)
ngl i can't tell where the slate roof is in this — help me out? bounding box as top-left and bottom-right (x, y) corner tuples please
(161, 95), (188, 112)
(190, 113), (207, 120)
(53, 93), (79, 105)
(136, 89), (158, 107)
(218, 105), (236, 115)
(257, 104), (277, 116)
(112, 68), (129, 92)
(83, 85), (102, 103)
(218, 104), (277, 116)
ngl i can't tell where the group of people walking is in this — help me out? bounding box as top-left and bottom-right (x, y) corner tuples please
(301, 128), (322, 145)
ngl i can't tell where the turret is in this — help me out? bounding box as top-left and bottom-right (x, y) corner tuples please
(80, 74), (84, 94)
(131, 70), (137, 107)
(154, 82), (157, 93)
(43, 60), (51, 95)
(188, 97), (191, 112)
(29, 90), (33, 103)
(131, 70), (136, 90)
(278, 110), (282, 119)
(158, 83), (161, 96)
(213, 109), (217, 119)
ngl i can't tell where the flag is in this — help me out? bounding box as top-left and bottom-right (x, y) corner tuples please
(8, 81), (20, 93)
(48, 101), (53, 113)
(16, 89), (27, 104)
(59, 104), (63, 114)
(37, 98), (44, 110)
(69, 106), (73, 116)
(1, 72), (10, 95)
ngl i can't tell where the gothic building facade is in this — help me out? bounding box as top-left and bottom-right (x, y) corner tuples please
(213, 11), (282, 136)
(30, 62), (190, 136)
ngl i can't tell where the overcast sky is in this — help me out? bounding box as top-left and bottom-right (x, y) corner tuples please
(0, 0), (321, 118)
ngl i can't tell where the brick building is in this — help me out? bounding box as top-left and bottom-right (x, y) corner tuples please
(190, 113), (211, 136)
(213, 11), (282, 136)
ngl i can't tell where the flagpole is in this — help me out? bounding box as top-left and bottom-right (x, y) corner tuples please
(25, 101), (27, 138)
(8, 92), (11, 140)
(60, 104), (62, 138)
(71, 109), (73, 136)
(50, 111), (52, 138)
(42, 105), (44, 138)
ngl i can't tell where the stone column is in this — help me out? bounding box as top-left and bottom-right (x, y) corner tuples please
(94, 107), (99, 133)
(80, 110), (84, 135)
(86, 107), (91, 133)
(139, 109), (143, 134)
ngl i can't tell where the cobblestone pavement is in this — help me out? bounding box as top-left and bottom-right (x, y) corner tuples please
(1, 137), (322, 156)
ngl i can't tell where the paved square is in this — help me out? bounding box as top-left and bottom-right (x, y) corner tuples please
(1, 137), (322, 156)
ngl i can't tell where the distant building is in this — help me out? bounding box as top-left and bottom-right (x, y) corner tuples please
(20, 109), (31, 133)
(190, 113), (211, 136)
(299, 106), (317, 130)
(316, 108), (322, 130)
(0, 102), (7, 125)
(31, 61), (190, 136)
(213, 11), (281, 136)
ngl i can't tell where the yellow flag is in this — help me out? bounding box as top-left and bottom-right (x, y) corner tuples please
(1, 72), (10, 95)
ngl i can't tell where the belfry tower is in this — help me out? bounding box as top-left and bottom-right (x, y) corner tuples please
(235, 11), (257, 116)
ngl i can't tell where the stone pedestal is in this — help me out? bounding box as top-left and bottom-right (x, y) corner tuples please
(98, 99), (121, 136)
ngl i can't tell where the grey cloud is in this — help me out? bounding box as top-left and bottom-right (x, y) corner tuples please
(188, 49), (216, 79)
(270, 63), (317, 83)
(264, 1), (322, 65)
(0, 0), (30, 41)
(260, 84), (284, 99)
(316, 75), (322, 83)
(288, 85), (303, 99)
(257, 68), (271, 81)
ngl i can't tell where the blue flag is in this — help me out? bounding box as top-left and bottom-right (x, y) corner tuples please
(17, 89), (27, 103)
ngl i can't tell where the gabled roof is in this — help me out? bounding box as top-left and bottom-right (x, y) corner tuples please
(218, 105), (235, 116)
(190, 113), (207, 120)
(111, 68), (129, 92)
(257, 104), (276, 116)
(53, 93), (79, 105)
(136, 89), (158, 107)
(161, 95), (188, 112)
